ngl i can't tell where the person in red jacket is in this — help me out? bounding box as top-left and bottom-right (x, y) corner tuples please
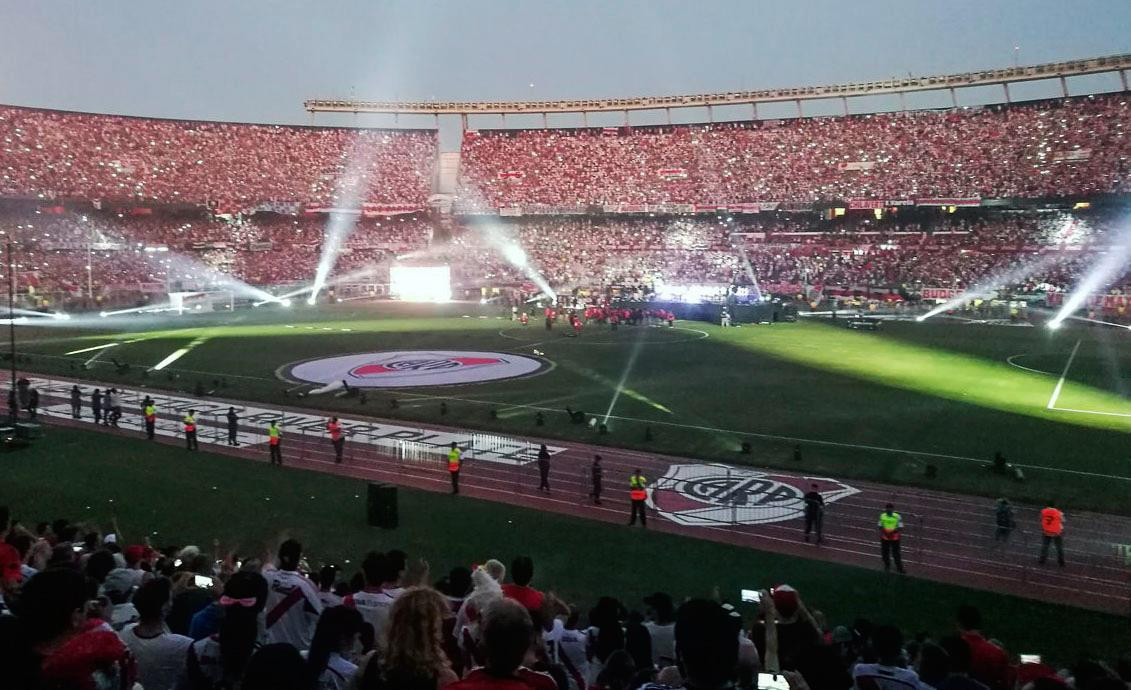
(956, 605), (1011, 690)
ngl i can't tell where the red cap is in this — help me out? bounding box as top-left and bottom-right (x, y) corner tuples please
(771, 584), (799, 617)
(0, 543), (23, 584)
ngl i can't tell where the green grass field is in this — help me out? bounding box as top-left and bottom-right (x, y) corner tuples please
(2, 427), (1128, 663)
(12, 303), (1131, 513)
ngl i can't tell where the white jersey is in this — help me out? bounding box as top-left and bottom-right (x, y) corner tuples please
(343, 587), (399, 644)
(262, 567), (323, 650)
(118, 624), (192, 690)
(853, 663), (932, 690)
(300, 651), (359, 690)
(557, 627), (590, 690)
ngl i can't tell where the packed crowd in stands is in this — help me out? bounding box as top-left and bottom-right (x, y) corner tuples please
(9, 439), (1117, 690)
(0, 106), (437, 209)
(6, 206), (1131, 310)
(0, 511), (1127, 690)
(458, 95), (1131, 207)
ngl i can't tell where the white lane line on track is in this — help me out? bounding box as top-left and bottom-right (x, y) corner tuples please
(1047, 339), (1081, 410)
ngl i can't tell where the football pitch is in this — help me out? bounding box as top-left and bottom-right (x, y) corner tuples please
(12, 303), (1131, 513)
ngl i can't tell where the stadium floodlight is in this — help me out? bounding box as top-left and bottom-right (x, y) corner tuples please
(1048, 224), (1131, 330)
(1047, 320), (1062, 330)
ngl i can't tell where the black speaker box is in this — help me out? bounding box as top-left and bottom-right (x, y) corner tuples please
(366, 483), (398, 529)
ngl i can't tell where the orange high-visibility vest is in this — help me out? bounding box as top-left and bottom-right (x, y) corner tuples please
(327, 421), (342, 442)
(1041, 507), (1063, 536)
(629, 474), (647, 501)
(448, 447), (461, 473)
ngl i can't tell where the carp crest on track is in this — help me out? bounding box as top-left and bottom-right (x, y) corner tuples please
(650, 463), (859, 526)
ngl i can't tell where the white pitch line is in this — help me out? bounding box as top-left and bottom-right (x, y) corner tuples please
(1046, 339), (1081, 410)
(1005, 354), (1053, 376)
(1051, 406), (1131, 419)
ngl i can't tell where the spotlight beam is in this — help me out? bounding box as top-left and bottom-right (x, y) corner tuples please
(1049, 231), (1131, 329)
(917, 253), (1065, 322)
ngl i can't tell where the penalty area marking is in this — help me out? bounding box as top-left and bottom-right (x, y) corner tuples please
(1046, 339), (1081, 410)
(1005, 354), (1055, 376)
(1041, 339), (1131, 419)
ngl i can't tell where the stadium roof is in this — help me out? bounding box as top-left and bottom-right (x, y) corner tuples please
(306, 53), (1131, 116)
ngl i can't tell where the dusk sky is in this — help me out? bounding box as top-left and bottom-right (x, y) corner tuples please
(2, 0), (1128, 146)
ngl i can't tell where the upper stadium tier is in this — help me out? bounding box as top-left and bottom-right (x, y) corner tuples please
(456, 94), (1129, 209)
(0, 106), (438, 212)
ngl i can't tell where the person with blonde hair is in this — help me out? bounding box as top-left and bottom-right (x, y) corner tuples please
(358, 586), (458, 690)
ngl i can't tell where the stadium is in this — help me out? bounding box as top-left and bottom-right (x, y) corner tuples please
(1, 4), (1130, 690)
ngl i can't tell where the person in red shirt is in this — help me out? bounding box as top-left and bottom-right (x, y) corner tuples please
(956, 605), (1010, 690)
(446, 598), (555, 690)
(499, 556), (544, 613)
(327, 416), (344, 464)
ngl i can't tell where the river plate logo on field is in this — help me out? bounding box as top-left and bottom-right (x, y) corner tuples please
(285, 350), (548, 388)
(651, 463), (859, 526)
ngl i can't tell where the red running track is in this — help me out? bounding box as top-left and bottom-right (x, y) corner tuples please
(20, 374), (1131, 614)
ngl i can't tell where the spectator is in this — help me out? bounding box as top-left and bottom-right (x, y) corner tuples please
(344, 551), (402, 648)
(15, 567), (136, 689)
(643, 591), (677, 668)
(752, 585), (821, 672)
(101, 567), (140, 631)
(167, 548), (216, 635)
(262, 538), (323, 649)
(241, 643), (308, 690)
(852, 625), (929, 690)
(446, 598), (556, 690)
(501, 556), (544, 612)
(359, 586), (459, 689)
(937, 637), (992, 690)
(305, 605), (366, 690)
(119, 577), (193, 690)
(594, 649), (637, 690)
(183, 571), (268, 689)
(318, 564), (343, 608)
(644, 599), (739, 690)
(955, 606), (1009, 690)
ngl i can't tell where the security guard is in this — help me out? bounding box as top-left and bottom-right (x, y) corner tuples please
(448, 442), (462, 495)
(878, 503), (905, 573)
(628, 468), (648, 527)
(183, 409), (198, 450)
(590, 454), (603, 505)
(226, 407), (239, 446)
(327, 416), (344, 464)
(1038, 501), (1066, 566)
(268, 421), (282, 465)
(143, 397), (157, 441)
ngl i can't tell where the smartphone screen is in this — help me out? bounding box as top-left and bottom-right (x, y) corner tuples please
(740, 589), (762, 603)
(1020, 654), (1041, 665)
(194, 575), (214, 588)
(757, 673), (790, 690)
